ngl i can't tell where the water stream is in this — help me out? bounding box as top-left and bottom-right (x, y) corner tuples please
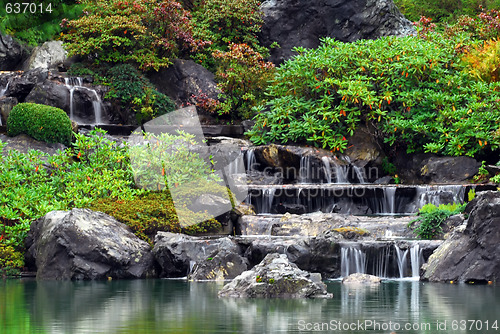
(64, 77), (103, 124)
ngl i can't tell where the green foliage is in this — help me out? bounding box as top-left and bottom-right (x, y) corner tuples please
(105, 64), (176, 123)
(200, 43), (275, 119)
(191, 0), (265, 69)
(410, 202), (466, 239)
(6, 103), (73, 146)
(0, 245), (24, 275)
(89, 191), (222, 244)
(468, 188), (477, 201)
(462, 38), (500, 82)
(247, 36), (500, 157)
(61, 0), (210, 70)
(129, 130), (221, 189)
(0, 0), (83, 46)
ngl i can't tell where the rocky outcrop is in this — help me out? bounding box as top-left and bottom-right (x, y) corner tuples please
(342, 273), (382, 285)
(23, 41), (67, 70)
(0, 134), (67, 157)
(152, 232), (243, 277)
(0, 33), (29, 70)
(148, 58), (221, 107)
(25, 209), (157, 280)
(259, 0), (415, 63)
(188, 248), (249, 281)
(395, 153), (480, 184)
(421, 191), (500, 283)
(218, 253), (333, 298)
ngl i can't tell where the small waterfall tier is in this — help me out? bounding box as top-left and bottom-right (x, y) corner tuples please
(64, 77), (103, 125)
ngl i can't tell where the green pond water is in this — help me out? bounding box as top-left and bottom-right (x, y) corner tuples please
(1, 279), (499, 334)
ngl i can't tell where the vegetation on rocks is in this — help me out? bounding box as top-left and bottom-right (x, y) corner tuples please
(409, 203), (466, 239)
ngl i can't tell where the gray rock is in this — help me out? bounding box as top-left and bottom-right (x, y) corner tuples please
(0, 97), (18, 125)
(0, 33), (29, 70)
(342, 273), (382, 285)
(23, 41), (67, 70)
(0, 134), (67, 157)
(218, 253), (333, 298)
(148, 58), (221, 106)
(259, 0), (415, 63)
(25, 209), (156, 280)
(2, 68), (48, 101)
(188, 248), (249, 281)
(421, 191), (500, 283)
(152, 232), (243, 277)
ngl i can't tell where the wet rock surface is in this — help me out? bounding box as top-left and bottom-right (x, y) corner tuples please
(342, 273), (382, 285)
(25, 209), (156, 280)
(218, 253), (333, 298)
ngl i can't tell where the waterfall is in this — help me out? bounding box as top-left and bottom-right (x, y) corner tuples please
(64, 77), (103, 124)
(382, 187), (397, 214)
(332, 161), (349, 184)
(245, 149), (257, 171)
(187, 260), (197, 277)
(260, 188), (276, 214)
(372, 246), (390, 278)
(410, 244), (423, 278)
(0, 81), (9, 97)
(394, 244), (408, 278)
(353, 166), (366, 183)
(299, 156), (312, 183)
(341, 246), (367, 277)
(414, 185), (466, 210)
(321, 156), (332, 183)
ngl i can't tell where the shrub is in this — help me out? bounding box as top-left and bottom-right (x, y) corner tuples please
(0, 244), (24, 276)
(7, 103), (72, 146)
(410, 203), (465, 239)
(89, 190), (223, 244)
(461, 38), (500, 82)
(247, 36), (500, 157)
(105, 64), (176, 123)
(61, 0), (210, 70)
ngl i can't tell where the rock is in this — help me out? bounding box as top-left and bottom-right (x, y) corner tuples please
(259, 0), (415, 63)
(24, 209), (156, 280)
(152, 232), (243, 277)
(218, 253), (333, 298)
(0, 97), (18, 125)
(23, 41), (67, 70)
(342, 273), (382, 285)
(188, 248), (249, 281)
(148, 59), (221, 106)
(2, 69), (48, 101)
(421, 191), (500, 283)
(0, 134), (67, 157)
(0, 33), (29, 70)
(190, 194), (232, 213)
(395, 153), (480, 184)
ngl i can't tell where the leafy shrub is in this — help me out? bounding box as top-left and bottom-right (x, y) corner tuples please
(7, 103), (72, 146)
(89, 190), (223, 244)
(0, 245), (24, 276)
(462, 38), (500, 82)
(0, 0), (83, 46)
(105, 64), (176, 123)
(208, 43), (275, 119)
(247, 36), (500, 157)
(61, 0), (210, 70)
(410, 203), (466, 239)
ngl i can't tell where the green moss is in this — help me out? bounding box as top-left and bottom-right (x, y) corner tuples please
(6, 103), (72, 146)
(332, 227), (370, 236)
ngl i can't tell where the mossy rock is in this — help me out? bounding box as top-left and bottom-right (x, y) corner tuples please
(332, 226), (370, 239)
(6, 103), (72, 146)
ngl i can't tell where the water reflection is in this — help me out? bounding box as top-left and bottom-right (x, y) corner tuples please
(0, 279), (498, 333)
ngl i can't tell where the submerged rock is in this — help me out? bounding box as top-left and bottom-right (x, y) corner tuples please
(218, 253), (333, 298)
(421, 191), (500, 283)
(25, 209), (156, 280)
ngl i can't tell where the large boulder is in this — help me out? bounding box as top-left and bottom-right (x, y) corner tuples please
(0, 33), (29, 70)
(218, 253), (333, 298)
(152, 232), (243, 277)
(188, 248), (249, 281)
(23, 41), (67, 70)
(25, 209), (157, 280)
(259, 0), (415, 63)
(0, 134), (67, 157)
(421, 191), (500, 283)
(148, 59), (221, 107)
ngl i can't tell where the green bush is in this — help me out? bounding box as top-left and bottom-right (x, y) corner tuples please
(247, 36), (500, 157)
(410, 203), (466, 239)
(7, 103), (72, 146)
(89, 190), (223, 244)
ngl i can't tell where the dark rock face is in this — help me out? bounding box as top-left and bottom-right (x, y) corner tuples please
(188, 248), (249, 281)
(148, 59), (221, 107)
(25, 209), (157, 280)
(421, 191), (500, 283)
(152, 232), (243, 277)
(259, 0), (415, 63)
(218, 253), (333, 298)
(395, 154), (480, 184)
(0, 33), (29, 70)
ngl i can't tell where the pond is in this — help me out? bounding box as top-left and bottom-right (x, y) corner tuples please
(1, 279), (499, 333)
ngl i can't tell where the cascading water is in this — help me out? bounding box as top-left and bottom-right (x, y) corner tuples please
(260, 188), (276, 214)
(332, 160), (349, 183)
(0, 81), (9, 97)
(382, 187), (397, 215)
(299, 156), (312, 183)
(353, 166), (366, 183)
(245, 149), (257, 172)
(372, 246), (391, 278)
(394, 244), (409, 278)
(410, 244), (423, 278)
(321, 156), (332, 183)
(341, 246), (367, 277)
(64, 77), (103, 124)
(413, 185), (466, 210)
